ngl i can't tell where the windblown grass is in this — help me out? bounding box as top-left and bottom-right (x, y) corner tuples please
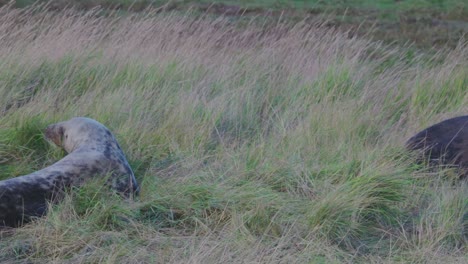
(0, 4), (466, 263)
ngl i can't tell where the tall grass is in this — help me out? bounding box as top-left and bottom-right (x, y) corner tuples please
(0, 4), (466, 263)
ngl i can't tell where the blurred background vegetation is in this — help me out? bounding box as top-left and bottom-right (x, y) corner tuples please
(3, 0), (467, 49)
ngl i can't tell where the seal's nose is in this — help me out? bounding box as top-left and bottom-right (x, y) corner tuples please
(44, 125), (61, 147)
(44, 125), (53, 140)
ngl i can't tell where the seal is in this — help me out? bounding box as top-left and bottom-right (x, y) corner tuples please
(0, 117), (139, 227)
(406, 115), (468, 179)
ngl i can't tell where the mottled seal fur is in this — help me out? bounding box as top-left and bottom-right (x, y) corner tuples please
(0, 117), (139, 227)
(406, 115), (468, 179)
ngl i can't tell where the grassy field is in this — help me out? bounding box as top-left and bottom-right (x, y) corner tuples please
(0, 3), (467, 263)
(8, 0), (468, 48)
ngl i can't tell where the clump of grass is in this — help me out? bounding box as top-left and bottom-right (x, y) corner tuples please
(307, 166), (409, 250)
(0, 4), (466, 263)
(0, 116), (60, 180)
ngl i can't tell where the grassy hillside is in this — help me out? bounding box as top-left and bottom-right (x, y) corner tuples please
(0, 5), (467, 263)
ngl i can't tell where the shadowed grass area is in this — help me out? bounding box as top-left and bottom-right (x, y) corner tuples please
(0, 5), (466, 263)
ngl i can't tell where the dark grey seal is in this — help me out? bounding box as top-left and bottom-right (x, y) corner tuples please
(406, 115), (468, 179)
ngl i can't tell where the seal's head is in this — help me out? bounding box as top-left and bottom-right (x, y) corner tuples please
(45, 117), (113, 153)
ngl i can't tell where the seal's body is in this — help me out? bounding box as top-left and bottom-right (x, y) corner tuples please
(0, 117), (139, 227)
(406, 115), (468, 178)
